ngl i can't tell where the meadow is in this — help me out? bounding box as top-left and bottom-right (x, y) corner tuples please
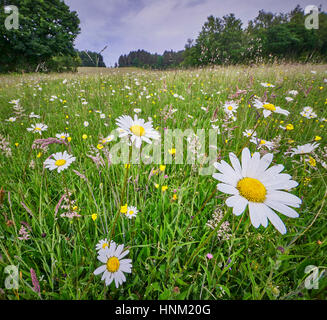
(0, 64), (326, 300)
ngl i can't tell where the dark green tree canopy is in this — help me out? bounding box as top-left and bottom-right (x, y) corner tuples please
(0, 0), (80, 72)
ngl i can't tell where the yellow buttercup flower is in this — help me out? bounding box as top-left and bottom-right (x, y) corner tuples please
(308, 157), (316, 167)
(97, 144), (104, 150)
(162, 185), (168, 192)
(315, 136), (322, 141)
(286, 124), (294, 131)
(82, 134), (88, 140)
(91, 214), (98, 221)
(160, 165), (166, 171)
(120, 204), (128, 214)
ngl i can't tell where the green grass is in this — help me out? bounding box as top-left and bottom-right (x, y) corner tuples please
(0, 64), (327, 300)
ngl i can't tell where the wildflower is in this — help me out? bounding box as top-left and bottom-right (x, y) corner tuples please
(56, 133), (70, 140)
(116, 115), (160, 149)
(287, 142), (319, 156)
(120, 204), (128, 214)
(97, 144), (104, 150)
(96, 238), (115, 252)
(223, 101), (238, 115)
(212, 148), (301, 234)
(308, 156), (316, 167)
(253, 99), (289, 118)
(134, 108), (141, 113)
(126, 206), (138, 219)
(206, 207), (231, 240)
(261, 83), (275, 87)
(30, 268), (40, 294)
(286, 124), (294, 131)
(160, 165), (166, 172)
(93, 243), (132, 288)
(288, 90), (298, 96)
(5, 117), (16, 122)
(27, 123), (48, 135)
(162, 185), (168, 192)
(243, 129), (257, 138)
(206, 253), (213, 260)
(168, 148), (176, 155)
(18, 226), (30, 240)
(154, 183), (159, 189)
(91, 213), (98, 221)
(315, 136), (322, 141)
(82, 134), (88, 140)
(84, 121), (89, 127)
(102, 135), (114, 144)
(44, 151), (76, 173)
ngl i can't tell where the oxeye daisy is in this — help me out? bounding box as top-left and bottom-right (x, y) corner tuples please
(125, 206), (138, 219)
(93, 243), (132, 288)
(212, 148), (301, 234)
(101, 134), (115, 144)
(286, 142), (320, 156)
(27, 123), (48, 135)
(56, 133), (70, 140)
(116, 115), (160, 148)
(243, 129), (257, 138)
(253, 99), (289, 118)
(43, 151), (76, 173)
(223, 101), (238, 115)
(5, 117), (16, 122)
(95, 238), (115, 252)
(261, 82), (275, 88)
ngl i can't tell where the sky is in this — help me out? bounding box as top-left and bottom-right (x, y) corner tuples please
(65, 0), (324, 67)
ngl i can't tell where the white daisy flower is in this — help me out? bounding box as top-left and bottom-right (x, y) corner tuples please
(27, 123), (48, 135)
(223, 101), (238, 115)
(5, 117), (16, 122)
(84, 121), (89, 127)
(93, 243), (132, 288)
(212, 148), (301, 234)
(101, 134), (115, 144)
(285, 97), (294, 102)
(125, 206), (138, 219)
(134, 108), (141, 114)
(44, 151), (76, 173)
(287, 142), (320, 156)
(261, 82), (275, 88)
(29, 112), (40, 118)
(56, 133), (70, 140)
(116, 115), (160, 149)
(243, 129), (257, 138)
(251, 137), (274, 150)
(288, 90), (298, 96)
(253, 99), (289, 118)
(95, 238), (115, 252)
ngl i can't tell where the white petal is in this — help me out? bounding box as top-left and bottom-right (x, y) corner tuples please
(226, 195), (248, 216)
(93, 265), (106, 276)
(217, 183), (238, 195)
(265, 199), (299, 218)
(265, 206), (287, 234)
(248, 202), (262, 228)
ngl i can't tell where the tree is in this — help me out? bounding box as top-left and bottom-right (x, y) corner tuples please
(0, 0), (80, 72)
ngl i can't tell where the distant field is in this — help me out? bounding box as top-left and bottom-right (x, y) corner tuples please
(0, 64), (326, 300)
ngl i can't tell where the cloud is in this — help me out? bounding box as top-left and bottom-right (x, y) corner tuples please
(65, 0), (321, 67)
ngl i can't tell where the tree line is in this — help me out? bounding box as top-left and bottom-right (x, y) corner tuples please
(119, 5), (327, 69)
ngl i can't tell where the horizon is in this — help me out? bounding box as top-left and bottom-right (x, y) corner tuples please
(65, 0), (324, 67)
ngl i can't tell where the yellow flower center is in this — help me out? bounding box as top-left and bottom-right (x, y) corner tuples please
(227, 106), (233, 111)
(263, 103), (276, 111)
(35, 127), (41, 131)
(130, 125), (145, 137)
(61, 135), (66, 139)
(102, 243), (108, 249)
(55, 159), (66, 167)
(237, 177), (266, 203)
(106, 257), (120, 273)
(129, 210), (134, 215)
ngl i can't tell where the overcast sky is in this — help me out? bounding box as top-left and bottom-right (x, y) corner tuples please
(64, 0), (324, 67)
